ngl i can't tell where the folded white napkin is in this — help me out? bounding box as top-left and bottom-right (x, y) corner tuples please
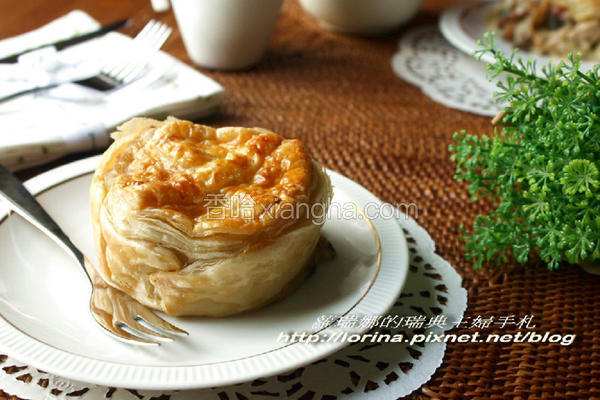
(0, 11), (225, 171)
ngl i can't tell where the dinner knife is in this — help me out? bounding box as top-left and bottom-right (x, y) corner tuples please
(0, 19), (129, 64)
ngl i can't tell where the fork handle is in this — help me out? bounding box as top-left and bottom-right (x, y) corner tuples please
(0, 83), (60, 104)
(0, 165), (89, 280)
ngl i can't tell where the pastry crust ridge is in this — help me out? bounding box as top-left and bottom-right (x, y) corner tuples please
(90, 117), (332, 316)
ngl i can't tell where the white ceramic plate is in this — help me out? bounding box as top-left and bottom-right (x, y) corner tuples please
(0, 156), (408, 390)
(439, 0), (597, 75)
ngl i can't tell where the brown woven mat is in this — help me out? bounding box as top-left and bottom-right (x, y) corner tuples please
(6, 0), (600, 399)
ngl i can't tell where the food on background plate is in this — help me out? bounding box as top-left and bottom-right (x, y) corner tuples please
(90, 117), (332, 317)
(494, 0), (600, 61)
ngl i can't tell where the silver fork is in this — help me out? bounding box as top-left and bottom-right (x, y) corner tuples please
(77, 19), (172, 90)
(0, 165), (187, 345)
(0, 20), (172, 102)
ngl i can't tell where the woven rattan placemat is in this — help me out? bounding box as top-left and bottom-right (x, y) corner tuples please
(6, 0), (600, 399)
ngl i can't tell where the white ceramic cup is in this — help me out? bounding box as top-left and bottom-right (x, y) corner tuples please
(171, 0), (284, 70)
(299, 0), (422, 36)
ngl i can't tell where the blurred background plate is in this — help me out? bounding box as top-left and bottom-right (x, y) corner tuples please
(439, 0), (597, 75)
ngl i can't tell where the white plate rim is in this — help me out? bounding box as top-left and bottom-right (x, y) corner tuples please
(0, 155), (409, 390)
(439, 0), (598, 73)
(439, 0), (489, 61)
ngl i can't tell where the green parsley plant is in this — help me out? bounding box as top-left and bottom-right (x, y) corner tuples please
(449, 32), (600, 270)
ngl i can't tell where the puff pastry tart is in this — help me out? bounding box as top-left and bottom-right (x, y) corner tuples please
(90, 117), (332, 317)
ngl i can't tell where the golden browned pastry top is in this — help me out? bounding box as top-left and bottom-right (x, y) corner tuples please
(96, 117), (318, 240)
(91, 117), (332, 316)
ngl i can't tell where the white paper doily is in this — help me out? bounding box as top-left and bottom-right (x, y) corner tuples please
(0, 212), (467, 399)
(392, 24), (502, 117)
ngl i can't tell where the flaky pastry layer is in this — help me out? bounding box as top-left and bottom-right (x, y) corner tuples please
(90, 117), (332, 316)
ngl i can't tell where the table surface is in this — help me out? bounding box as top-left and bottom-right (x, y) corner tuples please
(1, 0), (600, 399)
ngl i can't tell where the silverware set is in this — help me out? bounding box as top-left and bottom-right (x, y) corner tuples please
(0, 19), (172, 103)
(0, 20), (185, 345)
